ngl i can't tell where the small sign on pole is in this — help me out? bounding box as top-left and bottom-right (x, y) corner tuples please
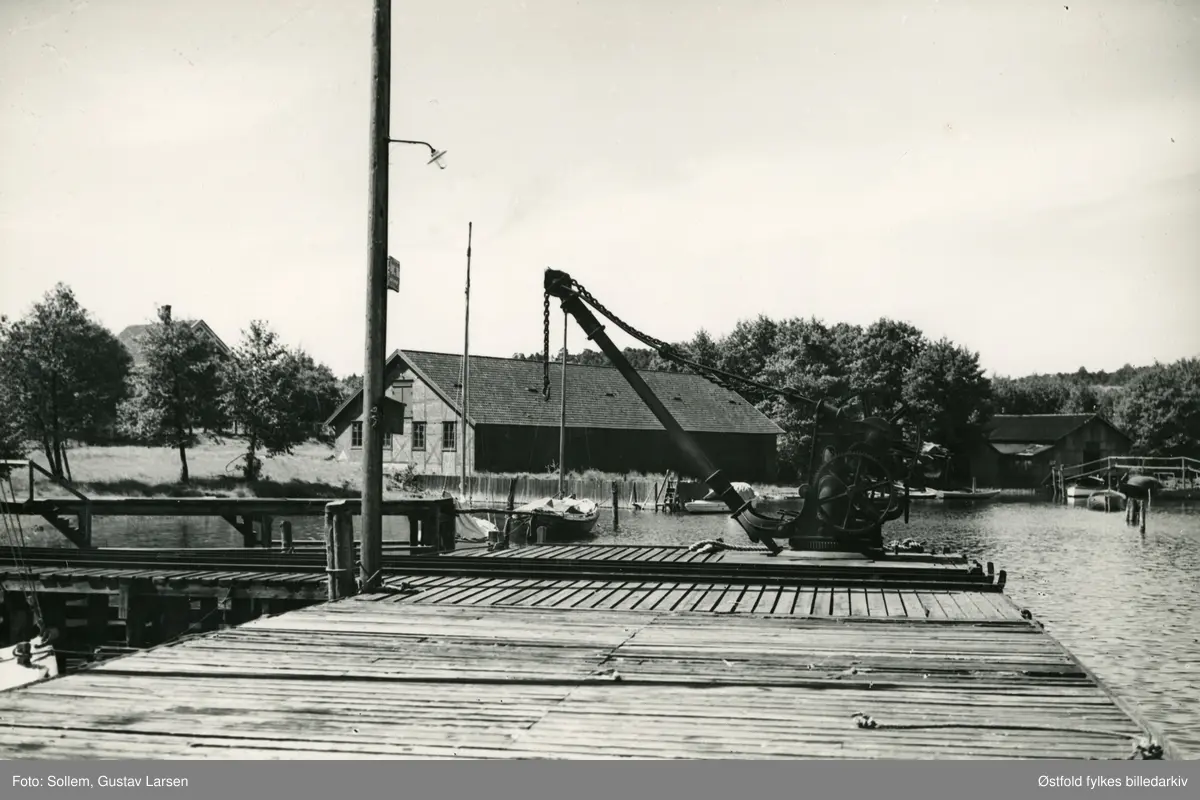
(387, 256), (401, 292)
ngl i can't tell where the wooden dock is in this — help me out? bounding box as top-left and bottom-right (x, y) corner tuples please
(0, 544), (1175, 760)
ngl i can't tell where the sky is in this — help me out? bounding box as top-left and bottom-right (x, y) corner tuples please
(2, 0), (1198, 381)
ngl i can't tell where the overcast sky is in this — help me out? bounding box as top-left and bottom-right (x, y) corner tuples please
(2, 0), (1197, 380)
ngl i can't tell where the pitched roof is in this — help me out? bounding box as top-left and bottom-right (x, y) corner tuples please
(117, 320), (229, 367)
(327, 349), (784, 436)
(983, 413), (1126, 444)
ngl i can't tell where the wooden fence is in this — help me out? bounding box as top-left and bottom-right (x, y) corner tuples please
(406, 474), (798, 510)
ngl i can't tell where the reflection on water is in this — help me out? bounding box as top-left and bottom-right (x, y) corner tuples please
(22, 498), (1200, 757)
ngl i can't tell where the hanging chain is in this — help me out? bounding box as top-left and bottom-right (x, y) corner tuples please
(542, 292), (551, 401)
(558, 274), (824, 410)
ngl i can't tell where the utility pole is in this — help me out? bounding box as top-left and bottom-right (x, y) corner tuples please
(360, 0), (391, 592)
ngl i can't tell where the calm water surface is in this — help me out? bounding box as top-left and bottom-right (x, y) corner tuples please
(26, 498), (1200, 758)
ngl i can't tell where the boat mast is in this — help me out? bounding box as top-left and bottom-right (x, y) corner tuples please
(461, 222), (472, 502)
(558, 311), (567, 497)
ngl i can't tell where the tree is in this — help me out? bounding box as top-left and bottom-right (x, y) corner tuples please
(902, 338), (994, 478)
(221, 321), (342, 481)
(117, 305), (225, 482)
(0, 284), (131, 478)
(849, 319), (927, 418)
(1113, 358), (1200, 458)
(991, 374), (1073, 415)
(289, 351), (343, 444)
(338, 374), (363, 400)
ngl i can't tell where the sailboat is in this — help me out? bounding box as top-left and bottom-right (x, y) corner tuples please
(450, 222), (505, 544)
(515, 310), (601, 540)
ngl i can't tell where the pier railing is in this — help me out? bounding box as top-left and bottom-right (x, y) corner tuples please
(1058, 456), (1200, 487)
(0, 458), (93, 546)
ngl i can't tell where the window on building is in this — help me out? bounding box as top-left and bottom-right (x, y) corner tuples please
(442, 421), (457, 451)
(412, 421), (426, 451)
(351, 421), (363, 448)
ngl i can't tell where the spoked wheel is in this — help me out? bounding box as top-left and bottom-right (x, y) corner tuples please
(814, 451), (899, 535)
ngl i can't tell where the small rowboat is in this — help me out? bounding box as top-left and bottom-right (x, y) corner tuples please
(938, 489), (1001, 502)
(684, 482), (756, 514)
(516, 496), (601, 539)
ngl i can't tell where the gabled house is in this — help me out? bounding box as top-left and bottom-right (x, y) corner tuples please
(969, 413), (1132, 488)
(116, 317), (230, 370)
(325, 349), (785, 482)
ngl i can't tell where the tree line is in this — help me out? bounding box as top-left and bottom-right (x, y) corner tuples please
(0, 284), (342, 483)
(515, 316), (1200, 477)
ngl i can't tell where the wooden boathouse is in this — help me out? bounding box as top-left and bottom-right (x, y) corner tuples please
(0, 541), (1177, 760)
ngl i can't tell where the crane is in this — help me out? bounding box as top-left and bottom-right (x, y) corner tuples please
(542, 268), (931, 557)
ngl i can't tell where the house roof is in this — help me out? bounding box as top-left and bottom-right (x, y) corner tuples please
(326, 349), (784, 436)
(983, 413), (1128, 444)
(117, 320), (230, 367)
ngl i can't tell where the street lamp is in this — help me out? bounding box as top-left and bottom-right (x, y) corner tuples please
(390, 139), (448, 170)
(361, 0), (448, 593)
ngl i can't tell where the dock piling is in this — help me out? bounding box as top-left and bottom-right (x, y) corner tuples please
(612, 481), (619, 531)
(281, 520), (293, 551)
(324, 501), (357, 599)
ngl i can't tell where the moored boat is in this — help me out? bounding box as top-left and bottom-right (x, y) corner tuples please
(1066, 476), (1108, 501)
(0, 633), (58, 693)
(938, 488), (1001, 502)
(683, 482), (756, 514)
(1086, 489), (1126, 512)
(517, 495), (601, 539)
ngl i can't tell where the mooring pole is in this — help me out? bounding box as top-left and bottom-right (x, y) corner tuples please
(360, 0), (392, 592)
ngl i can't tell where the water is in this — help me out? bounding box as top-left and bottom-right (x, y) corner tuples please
(21, 498), (1200, 758)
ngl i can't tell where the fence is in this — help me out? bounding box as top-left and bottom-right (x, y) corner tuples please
(404, 473), (799, 510)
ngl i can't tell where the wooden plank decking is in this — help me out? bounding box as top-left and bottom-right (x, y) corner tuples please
(0, 585), (1165, 760)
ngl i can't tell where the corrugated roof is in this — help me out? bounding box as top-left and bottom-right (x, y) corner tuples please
(337, 349), (783, 435)
(984, 414), (1103, 443)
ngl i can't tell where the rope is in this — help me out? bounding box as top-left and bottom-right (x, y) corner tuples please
(0, 473), (45, 633)
(687, 538), (771, 554)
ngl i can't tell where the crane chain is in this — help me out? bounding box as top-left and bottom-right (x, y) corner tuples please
(542, 292), (551, 401)
(561, 275), (823, 411)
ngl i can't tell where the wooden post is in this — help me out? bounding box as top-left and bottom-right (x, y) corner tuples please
(440, 500), (456, 552)
(326, 500), (356, 599)
(336, 511), (356, 594)
(653, 481), (660, 512)
(260, 515), (274, 549)
(281, 520), (293, 551)
(611, 480), (619, 531)
(1140, 493), (1148, 534)
(27, 461), (34, 502)
(536, 522), (547, 545)
(501, 476), (517, 549)
(326, 503), (343, 600)
(407, 515), (419, 548)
